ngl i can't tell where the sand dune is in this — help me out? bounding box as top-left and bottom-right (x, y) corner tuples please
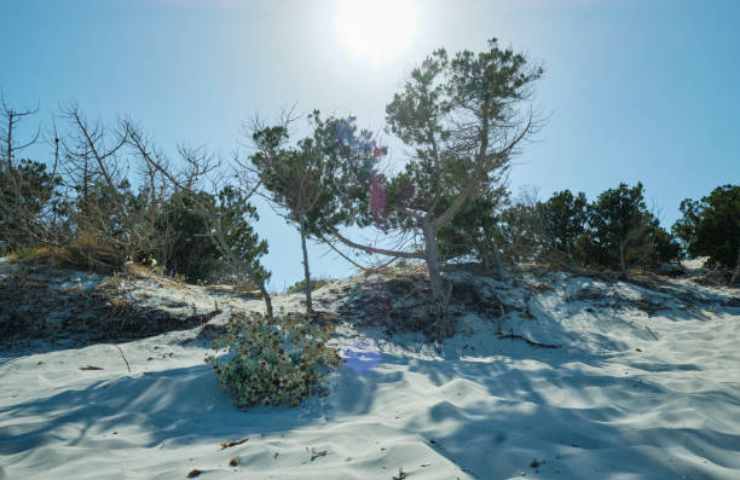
(1, 263), (739, 479)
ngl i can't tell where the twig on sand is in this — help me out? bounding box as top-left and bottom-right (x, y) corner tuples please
(114, 344), (132, 373)
(220, 437), (249, 450)
(497, 333), (561, 349)
(80, 365), (104, 371)
(308, 447), (328, 462)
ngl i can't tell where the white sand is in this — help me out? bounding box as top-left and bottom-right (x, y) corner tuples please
(1, 264), (739, 479)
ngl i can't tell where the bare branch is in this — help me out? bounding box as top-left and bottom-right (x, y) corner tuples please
(328, 227), (424, 260)
(1, 98), (41, 168)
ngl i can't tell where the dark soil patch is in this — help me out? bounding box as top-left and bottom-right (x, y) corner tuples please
(337, 273), (504, 337)
(0, 266), (218, 349)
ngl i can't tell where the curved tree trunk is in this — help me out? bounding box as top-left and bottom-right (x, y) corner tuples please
(258, 280), (274, 321)
(300, 222), (313, 317)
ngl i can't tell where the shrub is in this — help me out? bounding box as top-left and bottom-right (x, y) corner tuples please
(207, 311), (341, 408)
(286, 278), (330, 294)
(438, 190), (508, 271)
(61, 229), (128, 272)
(68, 179), (162, 272)
(6, 232), (126, 272)
(157, 190), (220, 281)
(158, 187), (267, 284)
(496, 201), (544, 264)
(584, 182), (680, 273)
(673, 185), (739, 273)
(539, 190), (589, 261)
(0, 159), (63, 249)
(650, 224), (682, 267)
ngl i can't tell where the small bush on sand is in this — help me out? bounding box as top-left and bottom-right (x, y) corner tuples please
(207, 311), (341, 408)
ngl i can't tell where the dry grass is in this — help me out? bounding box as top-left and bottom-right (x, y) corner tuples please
(8, 232), (127, 274)
(121, 262), (191, 290)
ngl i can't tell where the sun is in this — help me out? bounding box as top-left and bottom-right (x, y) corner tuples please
(335, 0), (418, 65)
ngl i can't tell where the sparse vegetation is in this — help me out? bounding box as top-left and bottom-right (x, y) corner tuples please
(0, 100), (272, 308)
(2, 6), (740, 480)
(286, 278), (331, 295)
(0, 39), (733, 351)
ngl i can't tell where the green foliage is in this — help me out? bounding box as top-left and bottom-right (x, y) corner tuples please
(651, 224), (682, 266)
(215, 186), (271, 285)
(251, 112), (379, 232)
(382, 39), (542, 230)
(586, 182), (655, 271)
(159, 187), (268, 283)
(574, 183), (681, 271)
(0, 159), (63, 248)
(252, 112), (380, 314)
(540, 190), (589, 259)
(672, 198), (700, 253)
(67, 179), (156, 270)
(466, 185), (680, 273)
(673, 185), (740, 270)
(158, 189), (220, 280)
(455, 189), (587, 267)
(437, 189), (508, 268)
(496, 201), (543, 264)
(207, 311), (341, 408)
(336, 38), (543, 332)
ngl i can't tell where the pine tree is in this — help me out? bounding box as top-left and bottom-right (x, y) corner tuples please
(674, 185), (740, 284)
(251, 112), (381, 316)
(329, 39), (543, 337)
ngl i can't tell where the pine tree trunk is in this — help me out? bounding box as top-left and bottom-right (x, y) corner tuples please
(5, 111), (13, 169)
(489, 237), (505, 278)
(619, 240), (627, 276)
(730, 246), (740, 286)
(300, 222), (313, 317)
(422, 219), (451, 338)
(259, 280), (274, 321)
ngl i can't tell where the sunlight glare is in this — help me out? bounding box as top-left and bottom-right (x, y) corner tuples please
(335, 0), (418, 65)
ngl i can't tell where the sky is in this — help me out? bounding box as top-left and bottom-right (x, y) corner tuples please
(2, 0), (739, 290)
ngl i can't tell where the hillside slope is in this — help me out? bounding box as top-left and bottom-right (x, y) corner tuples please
(1, 259), (739, 479)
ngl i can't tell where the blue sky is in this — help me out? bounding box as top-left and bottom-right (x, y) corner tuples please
(3, 0), (739, 289)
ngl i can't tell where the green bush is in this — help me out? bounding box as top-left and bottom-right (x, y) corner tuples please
(157, 187), (267, 283)
(539, 190), (589, 261)
(157, 190), (220, 281)
(581, 182), (680, 272)
(673, 185), (739, 271)
(207, 311), (341, 408)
